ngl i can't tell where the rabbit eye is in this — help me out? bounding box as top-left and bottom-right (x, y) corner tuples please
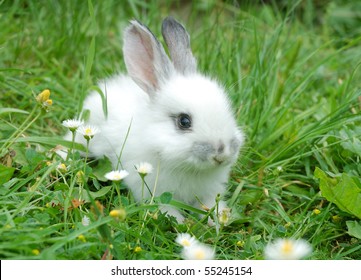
(177, 113), (192, 130)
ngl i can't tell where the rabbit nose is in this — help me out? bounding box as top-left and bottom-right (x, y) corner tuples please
(213, 141), (227, 164)
(217, 142), (225, 154)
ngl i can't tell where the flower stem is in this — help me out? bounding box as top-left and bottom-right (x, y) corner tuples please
(66, 130), (77, 161)
(79, 139), (90, 208)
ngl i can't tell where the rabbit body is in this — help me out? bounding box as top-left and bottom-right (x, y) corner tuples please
(70, 18), (244, 222)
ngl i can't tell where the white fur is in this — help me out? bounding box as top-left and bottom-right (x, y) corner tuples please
(67, 18), (244, 223)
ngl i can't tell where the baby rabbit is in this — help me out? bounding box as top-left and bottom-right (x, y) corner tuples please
(70, 17), (244, 223)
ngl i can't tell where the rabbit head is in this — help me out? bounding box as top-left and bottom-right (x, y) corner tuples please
(122, 17), (244, 172)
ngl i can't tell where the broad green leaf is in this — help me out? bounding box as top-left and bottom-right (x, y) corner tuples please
(22, 148), (46, 173)
(0, 164), (15, 185)
(346, 221), (361, 239)
(160, 192), (172, 204)
(74, 186), (112, 202)
(25, 148), (45, 165)
(88, 186), (112, 199)
(91, 156), (113, 182)
(314, 167), (361, 219)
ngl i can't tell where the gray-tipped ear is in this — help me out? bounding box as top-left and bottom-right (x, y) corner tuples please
(123, 20), (174, 95)
(162, 17), (197, 75)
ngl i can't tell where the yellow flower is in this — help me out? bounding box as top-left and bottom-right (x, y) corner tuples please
(313, 209), (321, 215)
(134, 246), (142, 253)
(109, 209), (126, 220)
(236, 240), (245, 247)
(332, 215), (341, 223)
(56, 163), (67, 172)
(32, 249), (40, 256)
(36, 89), (50, 103)
(77, 234), (86, 242)
(44, 99), (53, 106)
(36, 89), (53, 111)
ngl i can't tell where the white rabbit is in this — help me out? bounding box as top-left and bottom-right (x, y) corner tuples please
(69, 17), (244, 223)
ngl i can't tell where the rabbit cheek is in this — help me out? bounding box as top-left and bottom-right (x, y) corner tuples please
(230, 136), (242, 155)
(192, 142), (215, 162)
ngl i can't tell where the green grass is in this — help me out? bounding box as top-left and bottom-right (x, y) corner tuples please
(1, 0), (361, 260)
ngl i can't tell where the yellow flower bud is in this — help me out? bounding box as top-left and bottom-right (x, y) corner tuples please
(57, 163), (67, 172)
(236, 240), (245, 247)
(44, 99), (53, 106)
(284, 222), (291, 228)
(134, 246), (142, 253)
(36, 89), (50, 103)
(218, 208), (231, 225)
(32, 249), (40, 256)
(313, 209), (321, 215)
(36, 89), (53, 111)
(76, 171), (85, 184)
(77, 234), (86, 242)
(109, 209), (126, 220)
(332, 215), (341, 223)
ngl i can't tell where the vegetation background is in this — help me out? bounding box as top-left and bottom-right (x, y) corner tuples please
(1, 0), (361, 259)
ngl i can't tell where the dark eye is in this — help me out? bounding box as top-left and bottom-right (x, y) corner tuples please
(177, 113), (192, 130)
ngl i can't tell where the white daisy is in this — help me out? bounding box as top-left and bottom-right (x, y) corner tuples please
(77, 125), (100, 140)
(218, 208), (231, 225)
(175, 233), (198, 248)
(135, 162), (153, 176)
(181, 242), (215, 260)
(105, 170), (129, 181)
(81, 216), (90, 226)
(62, 119), (84, 131)
(264, 238), (312, 260)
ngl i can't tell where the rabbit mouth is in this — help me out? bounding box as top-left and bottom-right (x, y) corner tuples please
(212, 155), (228, 165)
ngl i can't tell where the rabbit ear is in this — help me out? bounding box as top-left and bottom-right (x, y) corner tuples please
(123, 20), (174, 95)
(162, 17), (197, 75)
